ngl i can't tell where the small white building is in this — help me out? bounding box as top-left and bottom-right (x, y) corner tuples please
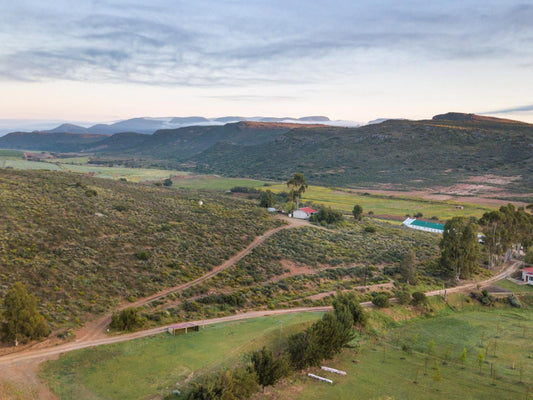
(522, 267), (533, 285)
(292, 207), (318, 220)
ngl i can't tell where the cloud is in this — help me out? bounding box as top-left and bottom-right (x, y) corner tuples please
(485, 104), (533, 114)
(0, 1), (532, 87)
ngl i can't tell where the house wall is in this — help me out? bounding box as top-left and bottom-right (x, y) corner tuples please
(293, 210), (309, 219)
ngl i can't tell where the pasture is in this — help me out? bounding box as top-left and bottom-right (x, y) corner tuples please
(41, 312), (322, 400)
(271, 302), (533, 400)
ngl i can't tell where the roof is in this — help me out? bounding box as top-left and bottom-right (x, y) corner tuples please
(299, 207), (317, 214)
(523, 267), (533, 273)
(169, 322), (198, 330)
(410, 219), (445, 231)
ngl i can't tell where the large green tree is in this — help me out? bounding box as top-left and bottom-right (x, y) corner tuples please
(352, 204), (363, 221)
(1, 282), (50, 346)
(250, 347), (287, 391)
(286, 173), (308, 208)
(400, 249), (418, 285)
(439, 217), (479, 280)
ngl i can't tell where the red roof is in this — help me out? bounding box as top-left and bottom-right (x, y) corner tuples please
(523, 267), (533, 273)
(299, 207), (317, 214)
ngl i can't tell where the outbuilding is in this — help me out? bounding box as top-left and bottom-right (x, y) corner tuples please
(402, 218), (444, 234)
(292, 207), (318, 220)
(522, 267), (533, 285)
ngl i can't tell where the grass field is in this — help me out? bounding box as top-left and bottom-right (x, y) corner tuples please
(266, 184), (493, 219)
(266, 301), (533, 400)
(41, 313), (323, 400)
(1, 154), (497, 218)
(170, 174), (270, 190)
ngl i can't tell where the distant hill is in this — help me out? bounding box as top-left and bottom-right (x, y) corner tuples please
(37, 115), (335, 135)
(0, 131), (108, 152)
(1, 113), (532, 191)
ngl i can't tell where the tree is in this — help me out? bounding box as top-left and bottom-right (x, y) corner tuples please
(352, 204), (363, 221)
(1, 282), (50, 346)
(163, 178), (173, 187)
(259, 190), (275, 208)
(109, 308), (145, 331)
(332, 292), (368, 328)
(310, 206), (343, 224)
(286, 173), (308, 208)
(372, 294), (390, 308)
(399, 249), (418, 285)
(459, 347), (467, 368)
(525, 246), (533, 264)
(439, 217), (479, 280)
(250, 347), (287, 391)
(477, 349), (484, 373)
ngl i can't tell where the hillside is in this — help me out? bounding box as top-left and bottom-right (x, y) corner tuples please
(0, 169), (281, 329)
(1, 113), (532, 191)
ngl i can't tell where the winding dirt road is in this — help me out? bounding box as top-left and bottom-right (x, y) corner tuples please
(0, 212), (523, 399)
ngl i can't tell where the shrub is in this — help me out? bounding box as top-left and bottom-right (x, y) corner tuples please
(310, 206), (343, 224)
(364, 226), (376, 233)
(372, 294), (390, 308)
(508, 294), (522, 308)
(85, 189), (97, 197)
(396, 289), (411, 305)
(109, 308), (145, 331)
(135, 251), (151, 260)
(411, 291), (427, 305)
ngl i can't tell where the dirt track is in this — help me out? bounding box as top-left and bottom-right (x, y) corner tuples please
(0, 212), (523, 398)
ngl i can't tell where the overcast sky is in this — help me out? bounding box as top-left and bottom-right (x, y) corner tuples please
(1, 0), (532, 123)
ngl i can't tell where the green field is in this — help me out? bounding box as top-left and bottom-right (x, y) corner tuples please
(1, 152), (500, 218)
(41, 313), (323, 400)
(170, 174), (270, 190)
(266, 184), (493, 219)
(268, 303), (533, 400)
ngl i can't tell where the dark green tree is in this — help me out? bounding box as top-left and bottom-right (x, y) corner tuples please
(1, 282), (50, 346)
(310, 206), (343, 224)
(399, 249), (418, 285)
(109, 308), (145, 331)
(286, 173), (308, 208)
(332, 291), (368, 328)
(259, 190), (275, 208)
(352, 204), (363, 221)
(440, 217), (479, 280)
(163, 178), (173, 187)
(250, 347), (287, 391)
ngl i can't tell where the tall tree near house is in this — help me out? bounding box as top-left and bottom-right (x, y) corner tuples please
(439, 217), (479, 280)
(250, 347), (287, 392)
(1, 282), (50, 346)
(286, 173), (308, 209)
(399, 248), (418, 285)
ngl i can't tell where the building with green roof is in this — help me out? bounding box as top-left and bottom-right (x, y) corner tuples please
(402, 218), (444, 234)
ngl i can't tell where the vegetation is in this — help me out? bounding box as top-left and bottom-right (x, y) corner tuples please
(400, 249), (418, 285)
(286, 173), (308, 208)
(41, 313), (322, 400)
(309, 206), (343, 224)
(1, 282), (50, 346)
(439, 217), (479, 280)
(352, 204), (363, 221)
(0, 169), (281, 330)
(110, 308), (146, 331)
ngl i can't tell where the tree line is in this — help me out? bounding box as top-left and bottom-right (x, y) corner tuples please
(183, 292), (367, 400)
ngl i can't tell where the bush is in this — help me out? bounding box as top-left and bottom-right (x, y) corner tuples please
(411, 291), (427, 305)
(135, 251), (151, 260)
(508, 294), (522, 308)
(310, 206), (343, 224)
(364, 226), (376, 233)
(372, 294), (390, 308)
(396, 289), (411, 305)
(109, 308), (145, 331)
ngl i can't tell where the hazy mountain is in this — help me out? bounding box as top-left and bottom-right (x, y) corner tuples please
(36, 116), (338, 135)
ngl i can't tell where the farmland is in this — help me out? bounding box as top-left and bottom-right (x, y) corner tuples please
(40, 313), (323, 400)
(260, 295), (533, 400)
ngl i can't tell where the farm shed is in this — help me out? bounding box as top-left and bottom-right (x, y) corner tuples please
(167, 322), (199, 335)
(522, 267), (533, 285)
(292, 207), (318, 220)
(402, 218), (444, 234)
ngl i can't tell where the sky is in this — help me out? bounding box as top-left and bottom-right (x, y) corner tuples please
(1, 0), (532, 125)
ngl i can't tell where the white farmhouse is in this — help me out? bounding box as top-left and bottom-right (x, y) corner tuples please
(522, 267), (533, 285)
(292, 207), (318, 220)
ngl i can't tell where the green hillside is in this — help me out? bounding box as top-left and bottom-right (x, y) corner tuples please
(0, 169), (281, 329)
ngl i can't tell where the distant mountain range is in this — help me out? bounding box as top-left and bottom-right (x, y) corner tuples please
(1, 112), (531, 191)
(38, 115), (342, 135)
